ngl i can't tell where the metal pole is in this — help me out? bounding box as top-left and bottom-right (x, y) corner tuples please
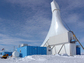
(58, 44), (64, 54)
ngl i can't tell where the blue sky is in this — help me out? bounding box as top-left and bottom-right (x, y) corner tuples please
(0, 0), (84, 52)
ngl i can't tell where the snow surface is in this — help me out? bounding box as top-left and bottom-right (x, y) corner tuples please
(0, 55), (84, 63)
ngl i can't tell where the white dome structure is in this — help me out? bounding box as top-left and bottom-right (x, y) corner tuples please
(41, 0), (76, 56)
(12, 51), (19, 57)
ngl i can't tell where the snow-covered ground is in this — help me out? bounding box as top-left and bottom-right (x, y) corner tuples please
(0, 54), (84, 63)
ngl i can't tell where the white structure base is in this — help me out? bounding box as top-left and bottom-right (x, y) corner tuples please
(52, 43), (76, 56)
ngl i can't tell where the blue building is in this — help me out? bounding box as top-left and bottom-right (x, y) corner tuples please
(0, 51), (2, 55)
(2, 52), (12, 56)
(76, 45), (81, 55)
(17, 46), (47, 58)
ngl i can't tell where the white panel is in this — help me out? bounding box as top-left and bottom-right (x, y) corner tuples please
(47, 47), (52, 55)
(48, 32), (69, 45)
(68, 32), (74, 41)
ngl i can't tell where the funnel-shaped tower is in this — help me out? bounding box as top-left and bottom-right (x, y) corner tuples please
(41, 0), (76, 56)
(41, 0), (68, 46)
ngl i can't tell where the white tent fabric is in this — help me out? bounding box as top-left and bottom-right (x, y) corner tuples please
(41, 0), (68, 46)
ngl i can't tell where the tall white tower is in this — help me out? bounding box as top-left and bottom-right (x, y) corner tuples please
(41, 0), (76, 56)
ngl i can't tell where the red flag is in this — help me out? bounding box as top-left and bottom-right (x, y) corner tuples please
(2, 48), (4, 51)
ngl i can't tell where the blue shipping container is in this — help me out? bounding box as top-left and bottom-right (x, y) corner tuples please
(17, 46), (47, 58)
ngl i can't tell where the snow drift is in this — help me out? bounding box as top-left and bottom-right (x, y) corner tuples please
(0, 55), (84, 63)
